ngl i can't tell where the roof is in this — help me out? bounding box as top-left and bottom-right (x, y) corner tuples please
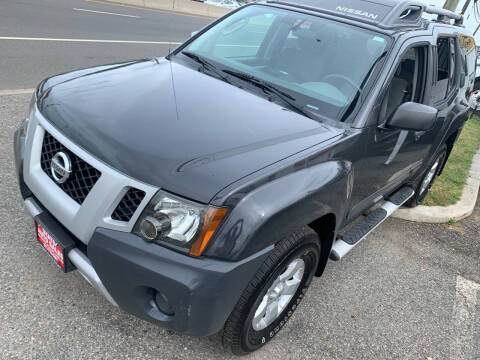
(266, 0), (463, 30)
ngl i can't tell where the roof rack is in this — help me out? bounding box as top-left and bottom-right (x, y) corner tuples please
(378, 1), (464, 28)
(424, 5), (463, 25)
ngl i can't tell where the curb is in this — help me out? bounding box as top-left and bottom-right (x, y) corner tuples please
(0, 89), (35, 96)
(97, 0), (228, 19)
(392, 147), (480, 223)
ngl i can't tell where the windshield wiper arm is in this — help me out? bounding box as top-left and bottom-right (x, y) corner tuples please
(222, 69), (313, 119)
(181, 51), (231, 84)
(182, 51), (213, 68)
(223, 69), (294, 99)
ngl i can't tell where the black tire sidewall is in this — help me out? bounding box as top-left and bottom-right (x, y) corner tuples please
(239, 238), (319, 353)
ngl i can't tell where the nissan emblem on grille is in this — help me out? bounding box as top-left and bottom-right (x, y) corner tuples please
(50, 152), (72, 184)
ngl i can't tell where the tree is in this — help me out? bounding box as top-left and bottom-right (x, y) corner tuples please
(443, 0), (460, 11)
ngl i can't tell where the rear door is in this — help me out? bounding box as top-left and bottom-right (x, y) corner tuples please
(426, 32), (467, 155)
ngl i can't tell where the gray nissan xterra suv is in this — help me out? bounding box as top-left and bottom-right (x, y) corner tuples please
(14, 0), (473, 355)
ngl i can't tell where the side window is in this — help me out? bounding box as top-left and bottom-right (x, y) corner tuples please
(431, 37), (457, 102)
(380, 46), (426, 121)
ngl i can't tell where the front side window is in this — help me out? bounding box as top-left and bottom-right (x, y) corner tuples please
(178, 5), (390, 122)
(380, 46), (426, 121)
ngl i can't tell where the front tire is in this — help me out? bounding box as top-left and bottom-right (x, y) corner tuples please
(222, 226), (320, 355)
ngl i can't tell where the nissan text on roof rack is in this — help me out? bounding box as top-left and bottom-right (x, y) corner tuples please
(13, 0), (474, 355)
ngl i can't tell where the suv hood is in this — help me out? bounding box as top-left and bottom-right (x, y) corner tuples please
(39, 59), (344, 203)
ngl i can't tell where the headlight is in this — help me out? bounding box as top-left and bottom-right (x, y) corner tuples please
(133, 191), (228, 257)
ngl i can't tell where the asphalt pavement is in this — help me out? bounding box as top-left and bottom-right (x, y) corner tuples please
(0, 1), (479, 359)
(0, 0), (210, 90)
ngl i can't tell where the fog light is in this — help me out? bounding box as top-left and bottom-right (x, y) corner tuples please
(155, 291), (174, 316)
(139, 215), (171, 241)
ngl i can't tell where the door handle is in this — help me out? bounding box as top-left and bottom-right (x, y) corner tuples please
(414, 131), (426, 141)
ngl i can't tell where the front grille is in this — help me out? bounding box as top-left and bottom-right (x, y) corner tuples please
(111, 188), (146, 222)
(40, 132), (101, 204)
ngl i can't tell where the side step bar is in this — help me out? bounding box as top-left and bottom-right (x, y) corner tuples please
(330, 187), (414, 261)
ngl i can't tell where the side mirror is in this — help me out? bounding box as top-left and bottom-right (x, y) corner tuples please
(190, 31), (199, 38)
(386, 102), (437, 131)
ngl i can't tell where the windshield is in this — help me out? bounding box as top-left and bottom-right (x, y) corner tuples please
(179, 5), (389, 121)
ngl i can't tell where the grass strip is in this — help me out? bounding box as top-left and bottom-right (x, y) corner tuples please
(422, 116), (480, 206)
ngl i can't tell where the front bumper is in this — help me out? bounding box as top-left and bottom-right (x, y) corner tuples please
(14, 127), (270, 336)
(23, 197), (118, 307)
(88, 228), (270, 335)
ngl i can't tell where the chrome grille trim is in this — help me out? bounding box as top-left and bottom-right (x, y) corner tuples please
(22, 105), (159, 244)
(40, 131), (101, 204)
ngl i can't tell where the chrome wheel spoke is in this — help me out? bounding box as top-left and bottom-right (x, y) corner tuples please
(252, 258), (305, 331)
(253, 295), (268, 321)
(279, 259), (301, 281)
(283, 277), (301, 296)
(263, 301), (279, 325)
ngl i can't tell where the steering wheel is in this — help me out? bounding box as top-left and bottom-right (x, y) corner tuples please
(322, 74), (360, 94)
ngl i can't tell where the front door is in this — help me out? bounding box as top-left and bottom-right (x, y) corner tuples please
(349, 44), (435, 218)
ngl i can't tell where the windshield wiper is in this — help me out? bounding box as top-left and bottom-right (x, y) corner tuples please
(181, 51), (231, 84)
(222, 69), (313, 119)
(340, 51), (388, 122)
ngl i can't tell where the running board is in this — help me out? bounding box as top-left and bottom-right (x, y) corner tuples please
(330, 187), (414, 261)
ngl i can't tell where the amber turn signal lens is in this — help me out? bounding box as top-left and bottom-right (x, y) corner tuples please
(190, 207), (228, 257)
